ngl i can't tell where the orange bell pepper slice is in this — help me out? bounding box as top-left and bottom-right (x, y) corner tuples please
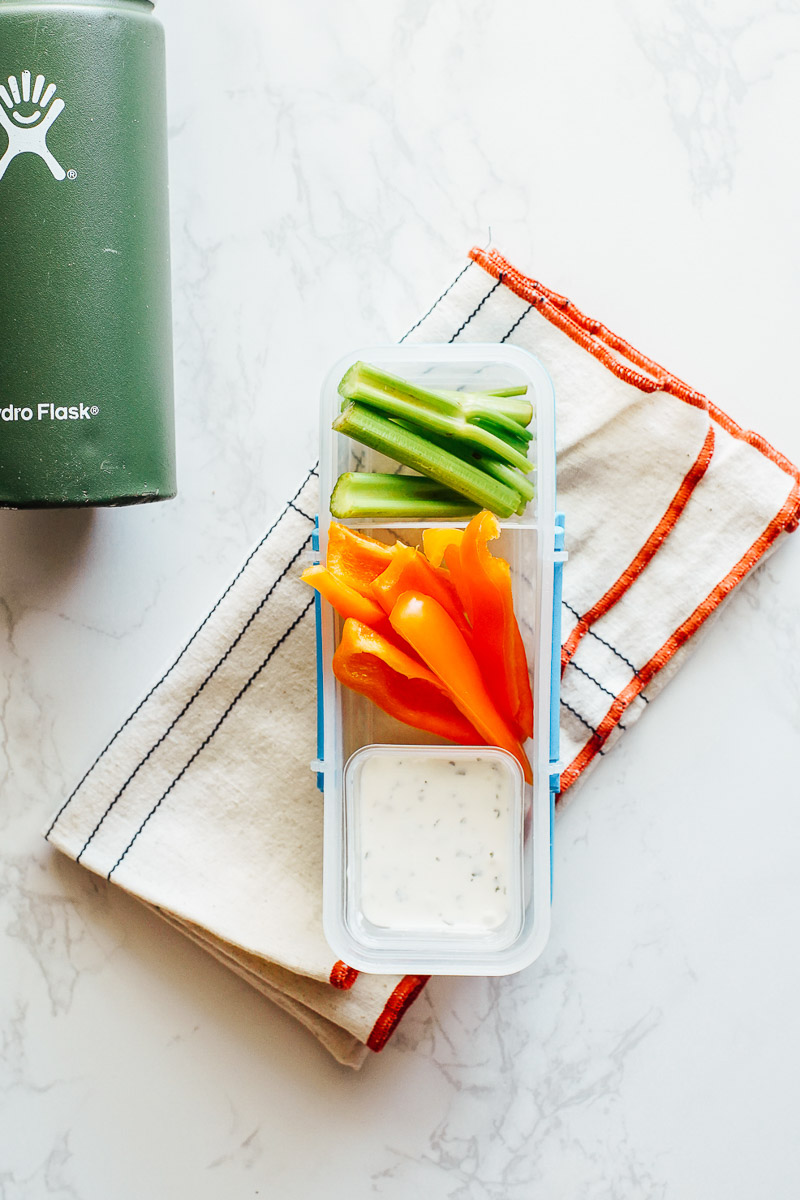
(443, 541), (474, 625)
(389, 591), (532, 783)
(370, 544), (469, 635)
(333, 618), (484, 746)
(301, 564), (387, 627)
(421, 528), (463, 569)
(325, 523), (400, 595)
(450, 511), (534, 742)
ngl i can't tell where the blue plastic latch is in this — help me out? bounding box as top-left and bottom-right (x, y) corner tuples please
(312, 517), (324, 792)
(549, 512), (566, 900)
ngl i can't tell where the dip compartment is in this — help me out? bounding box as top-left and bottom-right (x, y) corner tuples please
(315, 344), (562, 975)
(344, 745), (526, 957)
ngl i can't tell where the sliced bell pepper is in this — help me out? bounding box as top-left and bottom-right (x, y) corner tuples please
(389, 591), (532, 783)
(421, 527), (463, 569)
(325, 523), (401, 595)
(370, 544), (469, 635)
(443, 541), (474, 626)
(455, 510), (533, 742)
(300, 564), (387, 627)
(333, 618), (484, 745)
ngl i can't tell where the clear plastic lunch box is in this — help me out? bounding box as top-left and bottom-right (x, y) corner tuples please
(312, 343), (565, 975)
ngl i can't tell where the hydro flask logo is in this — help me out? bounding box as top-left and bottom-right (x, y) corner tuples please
(0, 71), (66, 182)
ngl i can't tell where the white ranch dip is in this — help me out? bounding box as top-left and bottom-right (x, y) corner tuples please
(353, 750), (520, 933)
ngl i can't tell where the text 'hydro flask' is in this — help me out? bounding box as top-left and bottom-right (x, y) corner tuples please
(0, 0), (176, 506)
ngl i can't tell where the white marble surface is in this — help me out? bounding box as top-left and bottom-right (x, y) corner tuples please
(2, 0), (800, 1195)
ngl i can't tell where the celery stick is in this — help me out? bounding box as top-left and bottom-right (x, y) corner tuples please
(478, 457), (536, 504)
(340, 362), (534, 455)
(394, 420), (535, 510)
(470, 410), (532, 447)
(330, 473), (479, 519)
(332, 403), (521, 518)
(339, 376), (533, 474)
(339, 362), (458, 415)
(438, 388), (533, 426)
(482, 385), (528, 397)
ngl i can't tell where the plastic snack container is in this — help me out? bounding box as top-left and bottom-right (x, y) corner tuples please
(313, 344), (565, 975)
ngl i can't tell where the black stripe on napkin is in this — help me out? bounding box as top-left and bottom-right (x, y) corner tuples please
(74, 526), (314, 863)
(399, 261), (473, 342)
(500, 303), (536, 342)
(560, 699), (606, 755)
(46, 465), (319, 841)
(566, 659), (619, 701)
(106, 598), (316, 880)
(561, 600), (646, 696)
(448, 274), (504, 342)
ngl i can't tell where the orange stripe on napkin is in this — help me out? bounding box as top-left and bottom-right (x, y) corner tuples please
(560, 477), (800, 790)
(329, 961), (359, 990)
(561, 424), (716, 669)
(703, 401), (800, 516)
(367, 975), (430, 1052)
(470, 246), (708, 407)
(471, 245), (800, 488)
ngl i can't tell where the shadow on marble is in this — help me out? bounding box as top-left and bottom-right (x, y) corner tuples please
(0, 507), (96, 603)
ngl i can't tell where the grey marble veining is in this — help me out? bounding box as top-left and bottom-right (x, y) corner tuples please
(1, 0), (800, 1196)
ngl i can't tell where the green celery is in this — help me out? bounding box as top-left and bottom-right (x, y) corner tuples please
(477, 457), (536, 506)
(332, 403), (521, 518)
(339, 365), (532, 474)
(469, 411), (532, 449)
(339, 362), (534, 467)
(394, 420), (535, 510)
(330, 473), (480, 519)
(437, 388), (533, 426)
(482, 385), (528, 398)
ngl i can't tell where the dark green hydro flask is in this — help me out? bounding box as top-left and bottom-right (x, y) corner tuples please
(0, 0), (176, 506)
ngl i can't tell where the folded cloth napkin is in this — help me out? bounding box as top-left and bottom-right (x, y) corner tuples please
(44, 247), (800, 1067)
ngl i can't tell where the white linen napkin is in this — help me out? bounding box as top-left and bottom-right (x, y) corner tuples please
(44, 248), (800, 1067)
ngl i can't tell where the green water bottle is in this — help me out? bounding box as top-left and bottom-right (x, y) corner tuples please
(0, 0), (176, 507)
